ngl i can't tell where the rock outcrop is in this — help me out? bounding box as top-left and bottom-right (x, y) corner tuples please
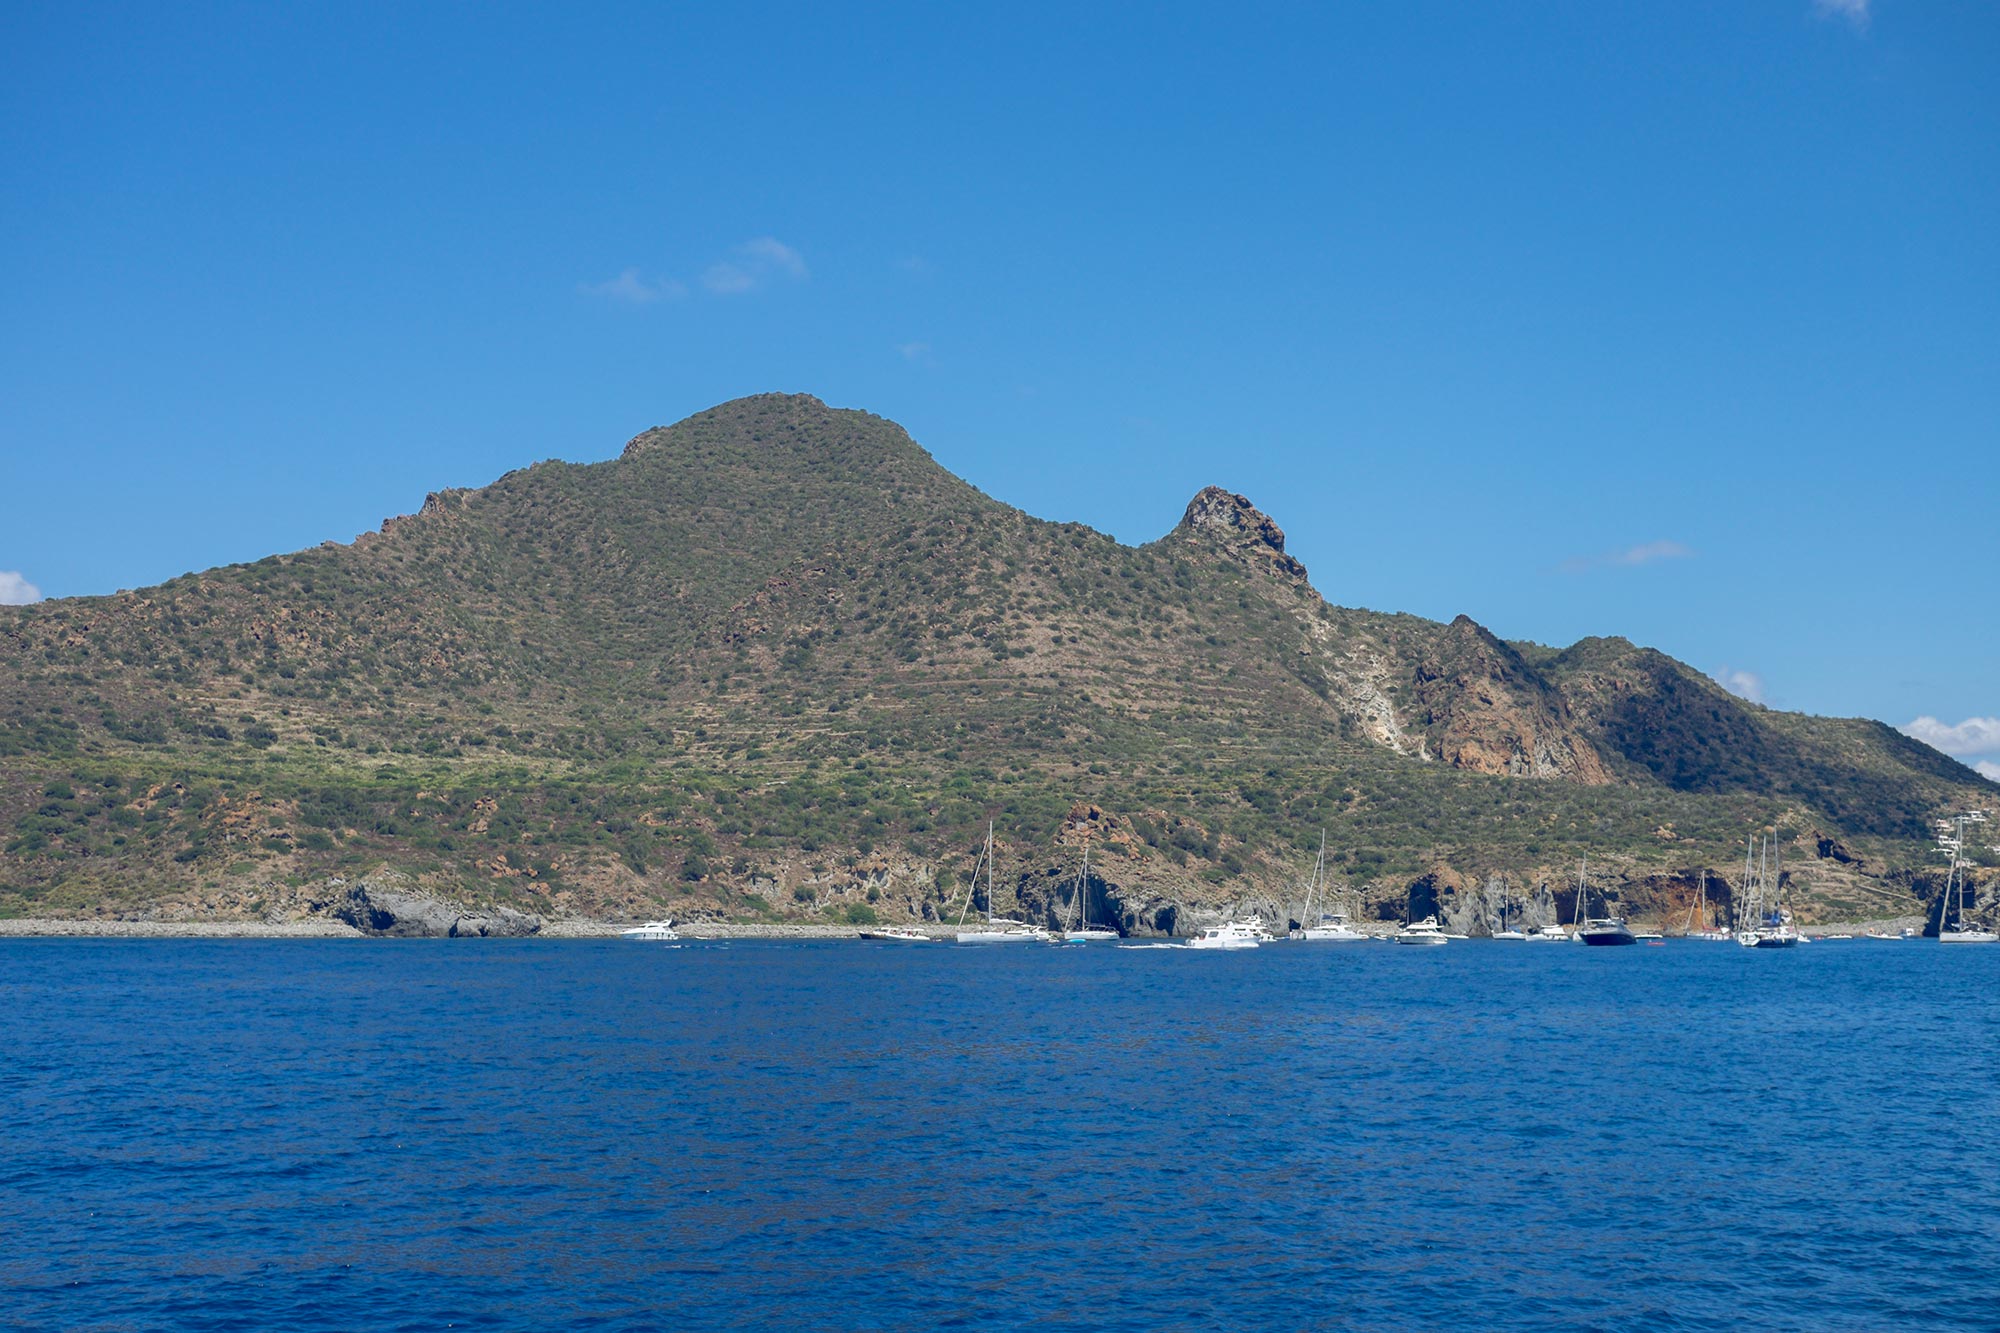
(1175, 486), (1309, 584)
(328, 875), (542, 937)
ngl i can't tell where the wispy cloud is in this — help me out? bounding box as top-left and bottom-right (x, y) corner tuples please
(1714, 668), (1765, 705)
(1813, 0), (1870, 30)
(0, 571), (43, 605)
(1557, 540), (1694, 574)
(1976, 759), (2000, 783)
(579, 268), (687, 304)
(702, 236), (808, 295)
(1900, 716), (2000, 758)
(583, 237), (807, 306)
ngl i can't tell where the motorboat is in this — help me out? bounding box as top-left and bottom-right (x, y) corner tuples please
(620, 920), (680, 941)
(859, 927), (933, 942)
(1578, 917), (1638, 946)
(1186, 920), (1264, 949)
(1394, 916), (1450, 946)
(1525, 923), (1570, 943)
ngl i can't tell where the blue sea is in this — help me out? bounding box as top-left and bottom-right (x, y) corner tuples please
(4, 937), (1996, 1331)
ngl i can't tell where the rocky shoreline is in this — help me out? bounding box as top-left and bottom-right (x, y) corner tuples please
(0, 915), (1934, 940)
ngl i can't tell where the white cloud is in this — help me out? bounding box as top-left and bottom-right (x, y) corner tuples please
(586, 237), (807, 305)
(579, 268), (686, 304)
(0, 571), (43, 605)
(1714, 669), (1765, 704)
(738, 236), (807, 279)
(1558, 540), (1694, 574)
(1976, 759), (2000, 783)
(1813, 0), (1870, 29)
(1900, 716), (2000, 757)
(702, 237), (808, 294)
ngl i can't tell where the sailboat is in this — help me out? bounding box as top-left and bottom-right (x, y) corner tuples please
(1574, 858), (1637, 946)
(1293, 831), (1368, 941)
(1062, 839), (1119, 941)
(954, 821), (1050, 943)
(1522, 878), (1569, 942)
(1936, 810), (1996, 943)
(1739, 833), (1799, 948)
(1684, 867), (1732, 941)
(1492, 874), (1528, 941)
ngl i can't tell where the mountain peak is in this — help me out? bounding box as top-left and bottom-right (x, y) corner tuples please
(1176, 486), (1308, 583)
(621, 392), (836, 459)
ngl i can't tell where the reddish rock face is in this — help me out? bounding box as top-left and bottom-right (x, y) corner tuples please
(1412, 615), (1612, 784)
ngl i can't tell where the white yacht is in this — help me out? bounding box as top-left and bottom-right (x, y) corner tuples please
(1394, 915), (1450, 946)
(858, 927), (933, 943)
(620, 920), (680, 941)
(1525, 922), (1570, 943)
(955, 821), (1050, 943)
(1186, 920), (1264, 950)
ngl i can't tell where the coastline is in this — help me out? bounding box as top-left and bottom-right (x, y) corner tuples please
(0, 916), (1935, 940)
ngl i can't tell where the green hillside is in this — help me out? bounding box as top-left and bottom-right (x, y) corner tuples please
(1, 394), (1990, 931)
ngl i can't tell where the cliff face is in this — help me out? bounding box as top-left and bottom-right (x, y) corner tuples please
(1412, 616), (1611, 783)
(0, 394), (1990, 928)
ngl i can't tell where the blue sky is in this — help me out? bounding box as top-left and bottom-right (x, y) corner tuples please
(3, 2), (1995, 778)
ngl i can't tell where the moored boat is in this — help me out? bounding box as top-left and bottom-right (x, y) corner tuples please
(1394, 915), (1450, 946)
(1935, 811), (1995, 943)
(1573, 859), (1637, 946)
(1187, 920), (1264, 949)
(954, 821), (1051, 943)
(620, 920), (679, 941)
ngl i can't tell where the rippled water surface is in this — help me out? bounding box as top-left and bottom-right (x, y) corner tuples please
(4, 937), (1997, 1330)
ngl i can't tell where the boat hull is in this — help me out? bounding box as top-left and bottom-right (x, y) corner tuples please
(955, 930), (1047, 944)
(1939, 930), (1998, 944)
(1580, 928), (1637, 946)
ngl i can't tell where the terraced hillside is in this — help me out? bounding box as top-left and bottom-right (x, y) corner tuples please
(1, 394), (1990, 931)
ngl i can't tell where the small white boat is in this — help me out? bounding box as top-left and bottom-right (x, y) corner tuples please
(859, 927), (933, 942)
(1525, 923), (1570, 943)
(1394, 915), (1450, 946)
(1493, 928), (1529, 941)
(1186, 920), (1264, 950)
(620, 920), (680, 941)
